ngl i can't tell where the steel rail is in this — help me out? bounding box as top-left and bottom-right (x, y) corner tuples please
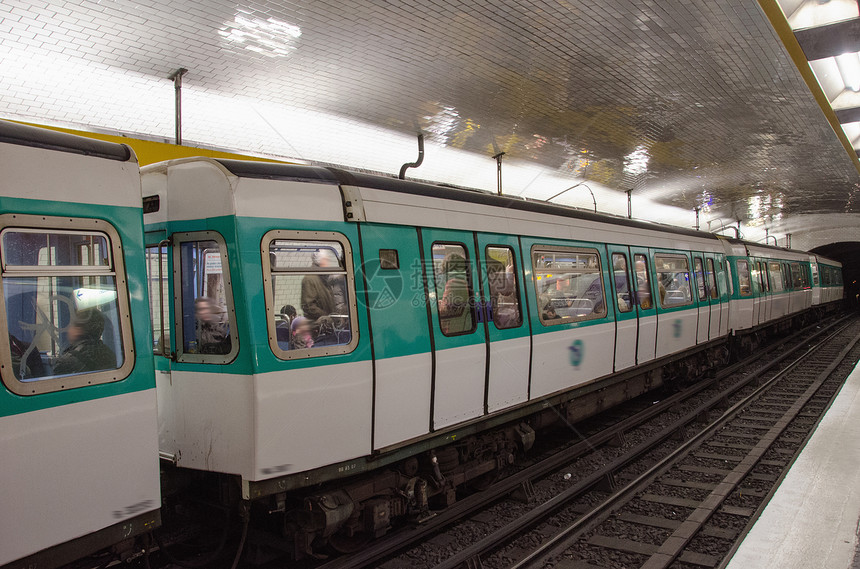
(428, 315), (852, 569)
(316, 315), (845, 569)
(510, 317), (859, 569)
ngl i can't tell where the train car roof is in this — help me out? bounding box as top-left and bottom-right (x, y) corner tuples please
(213, 158), (723, 243)
(0, 119), (133, 162)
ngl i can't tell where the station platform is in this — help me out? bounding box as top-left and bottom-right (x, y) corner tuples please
(724, 360), (860, 569)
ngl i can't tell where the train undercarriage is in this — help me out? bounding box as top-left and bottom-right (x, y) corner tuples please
(96, 310), (833, 568)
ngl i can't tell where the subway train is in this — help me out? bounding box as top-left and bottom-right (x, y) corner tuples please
(0, 120), (844, 568)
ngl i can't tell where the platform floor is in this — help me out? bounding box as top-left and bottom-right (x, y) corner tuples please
(724, 360), (860, 569)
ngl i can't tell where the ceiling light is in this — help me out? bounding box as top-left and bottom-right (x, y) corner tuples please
(835, 52), (860, 91)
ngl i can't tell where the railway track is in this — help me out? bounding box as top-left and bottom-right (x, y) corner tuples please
(313, 314), (859, 569)
(498, 316), (860, 569)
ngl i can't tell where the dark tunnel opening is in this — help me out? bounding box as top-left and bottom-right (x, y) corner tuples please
(810, 242), (860, 309)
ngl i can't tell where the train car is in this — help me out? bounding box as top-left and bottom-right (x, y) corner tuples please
(810, 254), (844, 306)
(722, 239), (819, 334)
(0, 121), (159, 568)
(141, 157), (767, 556)
(0, 125), (844, 566)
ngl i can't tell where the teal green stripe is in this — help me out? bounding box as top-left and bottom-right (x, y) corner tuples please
(0, 197), (155, 417)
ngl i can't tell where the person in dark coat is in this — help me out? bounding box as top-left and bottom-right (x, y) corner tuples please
(194, 297), (231, 354)
(53, 309), (117, 375)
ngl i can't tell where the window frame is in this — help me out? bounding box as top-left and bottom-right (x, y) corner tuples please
(736, 259), (752, 297)
(0, 214), (134, 396)
(655, 253), (694, 308)
(611, 252), (633, 313)
(694, 256), (707, 301)
(262, 230), (359, 360)
(146, 243), (170, 356)
(633, 253), (654, 310)
(484, 245), (524, 330)
(431, 241), (478, 337)
(706, 257), (719, 299)
(768, 261), (784, 293)
(532, 245), (607, 325)
(173, 230), (239, 364)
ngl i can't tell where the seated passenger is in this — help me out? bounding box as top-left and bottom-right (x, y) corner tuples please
(275, 304), (296, 349)
(53, 309), (116, 375)
(542, 303), (561, 320)
(290, 316), (314, 350)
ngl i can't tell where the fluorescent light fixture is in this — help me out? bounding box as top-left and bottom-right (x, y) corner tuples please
(835, 52), (860, 91)
(786, 0), (859, 30)
(840, 121), (860, 148)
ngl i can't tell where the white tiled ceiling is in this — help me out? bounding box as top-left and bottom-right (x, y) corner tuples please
(1, 0), (859, 248)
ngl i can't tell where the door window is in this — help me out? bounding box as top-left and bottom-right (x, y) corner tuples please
(706, 258), (719, 299)
(485, 246), (522, 329)
(175, 232), (237, 363)
(737, 260), (752, 297)
(611, 253), (632, 313)
(432, 243), (476, 336)
(694, 257), (707, 301)
(634, 254), (653, 310)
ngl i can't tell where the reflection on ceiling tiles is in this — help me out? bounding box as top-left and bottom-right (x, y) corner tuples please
(0, 0), (858, 246)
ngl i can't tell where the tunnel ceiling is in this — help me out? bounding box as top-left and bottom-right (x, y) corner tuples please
(1, 0), (859, 250)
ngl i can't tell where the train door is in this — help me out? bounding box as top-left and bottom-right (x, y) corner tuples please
(630, 248), (657, 363)
(750, 257), (763, 326)
(716, 255), (730, 336)
(692, 254), (710, 343)
(704, 254), (721, 338)
(360, 225), (433, 449)
(421, 228), (487, 430)
(607, 245), (636, 371)
(758, 260), (772, 322)
(654, 250), (698, 358)
(732, 257), (754, 330)
(475, 234), (530, 413)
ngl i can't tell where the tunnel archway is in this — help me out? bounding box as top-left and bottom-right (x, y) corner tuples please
(810, 242), (860, 308)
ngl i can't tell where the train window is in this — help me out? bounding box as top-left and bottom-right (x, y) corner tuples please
(722, 260), (733, 296)
(706, 258), (719, 299)
(800, 265), (810, 288)
(633, 254), (653, 310)
(790, 263), (803, 289)
(146, 244), (170, 355)
(174, 232), (238, 363)
(432, 242), (476, 336)
(736, 260), (752, 297)
(485, 246), (523, 329)
(694, 257), (707, 301)
(754, 261), (767, 293)
(611, 253), (632, 313)
(532, 247), (606, 324)
(264, 232), (358, 359)
(655, 254), (693, 307)
(782, 263), (791, 290)
(811, 262), (819, 286)
(379, 249), (399, 270)
(768, 262), (783, 293)
(0, 217), (133, 396)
